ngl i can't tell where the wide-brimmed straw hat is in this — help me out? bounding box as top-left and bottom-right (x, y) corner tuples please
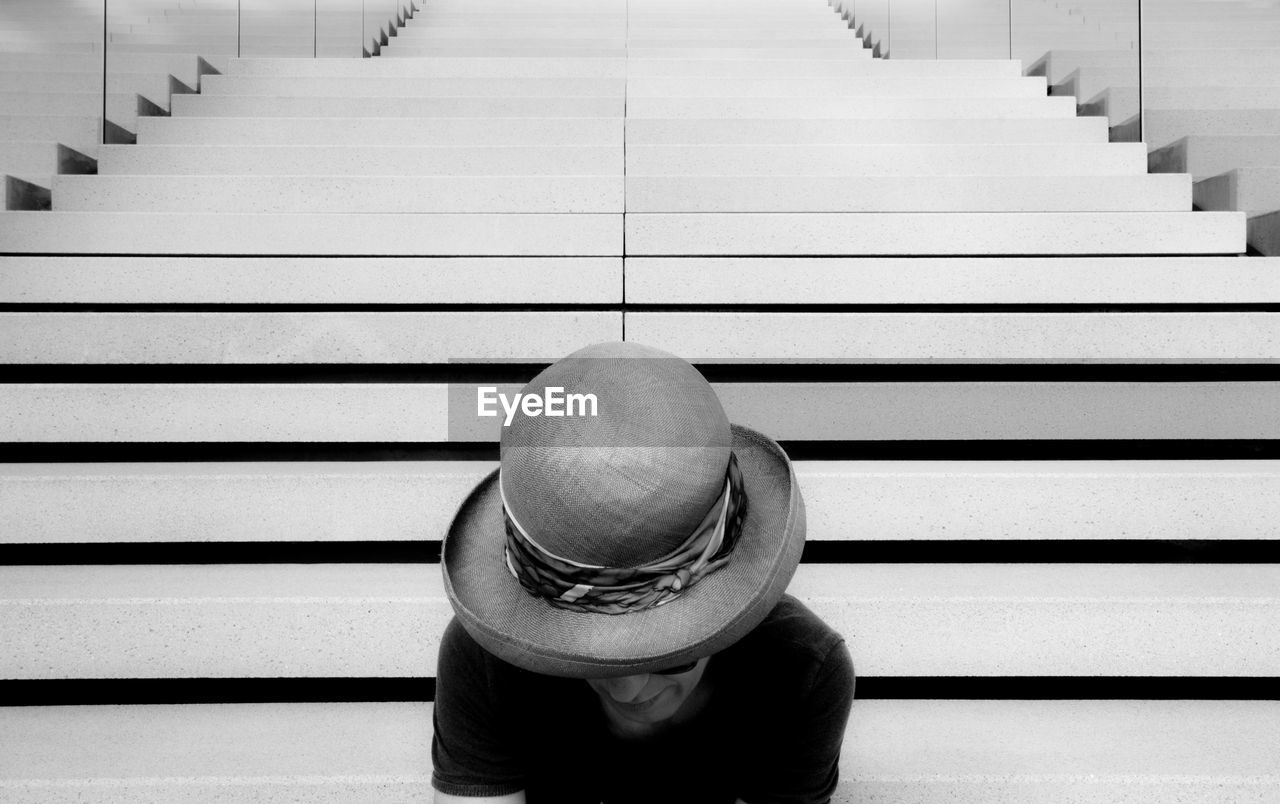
(442, 341), (805, 678)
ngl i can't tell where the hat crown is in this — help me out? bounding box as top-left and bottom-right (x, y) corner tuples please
(499, 342), (732, 568)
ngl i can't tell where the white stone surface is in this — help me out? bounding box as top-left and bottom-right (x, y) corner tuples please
(0, 53), (206, 86)
(626, 76), (1048, 98)
(5, 460), (1279, 545)
(0, 312), (620, 364)
(627, 175), (1189, 212)
(225, 56), (627, 78)
(625, 117), (1109, 144)
(169, 94), (625, 117)
(0, 115), (99, 145)
(1150, 135), (1280, 180)
(3, 381), (1278, 442)
(1142, 108), (1280, 150)
(711, 381), (1280, 440)
(0, 384), (454, 442)
(0, 212), (623, 255)
(625, 95), (1077, 118)
(1, 563), (1278, 677)
(1248, 209), (1280, 256)
(625, 143), (1147, 175)
(96, 145), (623, 175)
(627, 312), (1280, 360)
(1195, 168), (1280, 217)
(137, 116), (623, 146)
(0, 256), (621, 303)
(200, 75), (627, 97)
(625, 212), (1245, 255)
(54, 175), (624, 213)
(625, 256), (1280, 303)
(623, 57), (1023, 77)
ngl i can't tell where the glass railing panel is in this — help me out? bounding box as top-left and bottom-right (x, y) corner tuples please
(240, 0), (317, 58)
(316, 0), (365, 58)
(104, 0), (236, 145)
(0, 0), (106, 208)
(886, 0), (940, 59)
(939, 0), (1012, 59)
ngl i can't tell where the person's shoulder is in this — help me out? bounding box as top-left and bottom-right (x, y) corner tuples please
(723, 595), (852, 686)
(746, 594), (846, 660)
(439, 616), (511, 680)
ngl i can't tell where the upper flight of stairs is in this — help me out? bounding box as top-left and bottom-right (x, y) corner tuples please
(1, 0), (1277, 801)
(0, 0), (410, 207)
(1024, 0), (1280, 253)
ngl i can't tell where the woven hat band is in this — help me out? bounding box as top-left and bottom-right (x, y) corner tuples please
(500, 453), (749, 615)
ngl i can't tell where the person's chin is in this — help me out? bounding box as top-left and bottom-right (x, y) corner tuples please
(607, 690), (673, 723)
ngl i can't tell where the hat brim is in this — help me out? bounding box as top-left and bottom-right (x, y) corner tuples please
(441, 424), (806, 679)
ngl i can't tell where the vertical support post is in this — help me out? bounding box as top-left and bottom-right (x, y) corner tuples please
(101, 0), (107, 145)
(1137, 0), (1145, 143)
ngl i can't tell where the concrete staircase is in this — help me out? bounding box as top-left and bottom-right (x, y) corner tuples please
(0, 0), (408, 208)
(1029, 0), (1280, 253)
(2, 0), (1277, 800)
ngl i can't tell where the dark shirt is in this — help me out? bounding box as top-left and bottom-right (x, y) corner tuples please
(432, 594), (855, 804)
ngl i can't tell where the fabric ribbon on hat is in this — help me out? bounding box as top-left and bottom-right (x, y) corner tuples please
(500, 453), (749, 615)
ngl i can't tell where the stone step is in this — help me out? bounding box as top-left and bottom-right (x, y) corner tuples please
(3, 701), (1277, 803)
(1031, 48), (1280, 89)
(1093, 85), (1280, 120)
(625, 117), (1108, 144)
(0, 71), (180, 98)
(625, 76), (1048, 98)
(1150, 135), (1280, 180)
(1, 381), (1276, 442)
(1249, 209), (1280, 255)
(624, 212), (1244, 255)
(379, 46), (872, 58)
(11, 308), (1279, 364)
(224, 56), (630, 78)
(137, 116), (623, 146)
(625, 311), (1277, 360)
(3, 460), (1278, 545)
(625, 143), (1147, 174)
(0, 90), (163, 119)
(0, 141), (94, 187)
(0, 52), (216, 86)
(624, 256), (1280, 303)
(1196, 168), (1280, 217)
(627, 175), (1190, 212)
(0, 256), (621, 303)
(0, 212), (623, 255)
(1142, 108), (1280, 150)
(199, 75), (627, 97)
(170, 93), (625, 117)
(3, 563), (1278, 677)
(96, 144), (622, 174)
(0, 311), (624, 363)
(10, 255), (1275, 304)
(623, 58), (1024, 78)
(54, 175), (624, 213)
(624, 96), (1077, 119)
(395, 26), (851, 39)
